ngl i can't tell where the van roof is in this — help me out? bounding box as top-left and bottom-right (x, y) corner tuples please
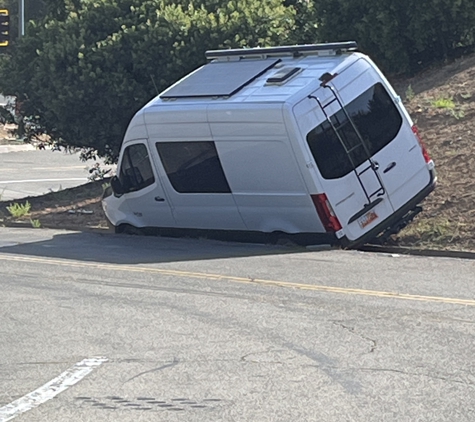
(146, 44), (361, 108)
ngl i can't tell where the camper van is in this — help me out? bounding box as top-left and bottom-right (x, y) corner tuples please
(103, 42), (436, 248)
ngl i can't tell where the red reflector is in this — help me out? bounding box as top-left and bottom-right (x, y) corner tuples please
(412, 125), (431, 163)
(311, 193), (342, 233)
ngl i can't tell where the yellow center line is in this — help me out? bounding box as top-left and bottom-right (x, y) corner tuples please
(1, 254), (474, 307)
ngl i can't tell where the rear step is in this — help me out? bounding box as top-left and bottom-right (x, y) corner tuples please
(368, 206), (423, 245)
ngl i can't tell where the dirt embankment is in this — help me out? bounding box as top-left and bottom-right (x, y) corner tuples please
(392, 54), (475, 251)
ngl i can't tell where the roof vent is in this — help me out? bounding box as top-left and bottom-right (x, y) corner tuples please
(266, 67), (301, 85)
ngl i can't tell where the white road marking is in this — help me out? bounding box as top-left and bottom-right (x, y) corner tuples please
(0, 166), (86, 171)
(32, 167), (87, 170)
(0, 357), (108, 422)
(0, 178), (85, 184)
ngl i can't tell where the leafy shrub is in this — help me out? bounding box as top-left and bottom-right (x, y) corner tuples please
(0, 0), (294, 163)
(312, 0), (475, 74)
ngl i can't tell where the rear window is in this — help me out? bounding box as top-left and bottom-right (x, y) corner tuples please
(306, 83), (403, 179)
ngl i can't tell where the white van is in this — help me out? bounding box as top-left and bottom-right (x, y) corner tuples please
(103, 42), (436, 248)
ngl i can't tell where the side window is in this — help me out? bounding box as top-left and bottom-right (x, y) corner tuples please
(118, 143), (155, 193)
(307, 83), (403, 179)
(155, 141), (231, 193)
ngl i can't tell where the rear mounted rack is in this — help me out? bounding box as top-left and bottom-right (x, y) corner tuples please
(205, 42), (358, 60)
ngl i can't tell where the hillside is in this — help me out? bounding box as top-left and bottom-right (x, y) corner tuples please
(1, 54), (475, 251)
(392, 54), (475, 251)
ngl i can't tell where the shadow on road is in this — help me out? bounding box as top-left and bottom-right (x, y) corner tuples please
(0, 229), (322, 265)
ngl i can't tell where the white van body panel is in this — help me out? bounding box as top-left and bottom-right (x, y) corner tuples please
(143, 105), (247, 231)
(144, 105), (212, 140)
(217, 139), (319, 233)
(104, 44), (435, 246)
(207, 103), (321, 233)
(123, 112), (148, 142)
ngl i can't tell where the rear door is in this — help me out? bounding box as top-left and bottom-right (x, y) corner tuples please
(294, 64), (398, 241)
(325, 59), (431, 216)
(366, 97), (431, 211)
(296, 59), (430, 242)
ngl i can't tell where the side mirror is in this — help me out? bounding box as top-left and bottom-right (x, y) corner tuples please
(110, 176), (125, 196)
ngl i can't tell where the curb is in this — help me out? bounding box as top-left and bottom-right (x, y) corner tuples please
(1, 220), (474, 260)
(0, 220), (111, 234)
(358, 244), (475, 260)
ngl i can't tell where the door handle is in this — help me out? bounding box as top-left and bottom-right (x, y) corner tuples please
(383, 162), (397, 173)
(155, 196), (165, 202)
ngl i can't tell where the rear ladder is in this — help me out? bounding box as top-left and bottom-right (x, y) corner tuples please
(309, 83), (386, 208)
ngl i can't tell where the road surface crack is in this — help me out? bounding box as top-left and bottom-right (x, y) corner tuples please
(333, 321), (376, 353)
(123, 358), (179, 384)
(352, 367), (475, 386)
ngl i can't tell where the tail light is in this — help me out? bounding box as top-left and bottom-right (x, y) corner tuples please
(412, 125), (431, 164)
(311, 193), (342, 232)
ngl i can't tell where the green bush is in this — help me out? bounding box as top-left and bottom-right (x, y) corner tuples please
(0, 0), (294, 162)
(312, 0), (475, 74)
(2, 0), (474, 163)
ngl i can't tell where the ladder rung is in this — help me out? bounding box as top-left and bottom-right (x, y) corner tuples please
(321, 97), (339, 109)
(346, 144), (364, 154)
(369, 187), (385, 198)
(332, 119), (350, 131)
(357, 164), (373, 176)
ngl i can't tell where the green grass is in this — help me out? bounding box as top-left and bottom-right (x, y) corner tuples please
(405, 85), (415, 102)
(6, 201), (31, 218)
(431, 97), (455, 109)
(399, 217), (463, 246)
(450, 109), (466, 120)
(30, 219), (41, 228)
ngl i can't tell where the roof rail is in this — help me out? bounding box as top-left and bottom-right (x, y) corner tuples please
(205, 42), (358, 60)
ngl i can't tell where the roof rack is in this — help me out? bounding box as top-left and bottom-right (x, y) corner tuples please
(205, 42), (358, 60)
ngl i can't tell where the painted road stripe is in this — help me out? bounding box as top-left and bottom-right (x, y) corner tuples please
(32, 166), (91, 170)
(0, 357), (108, 422)
(1, 254), (475, 307)
(1, 166), (87, 171)
(0, 178), (85, 184)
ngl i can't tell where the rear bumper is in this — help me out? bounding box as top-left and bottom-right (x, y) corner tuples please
(340, 167), (437, 249)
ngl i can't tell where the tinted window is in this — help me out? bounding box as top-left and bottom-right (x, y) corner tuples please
(118, 143), (155, 193)
(307, 83), (403, 179)
(156, 141), (231, 193)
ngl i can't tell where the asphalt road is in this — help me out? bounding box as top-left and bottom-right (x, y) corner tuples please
(0, 148), (112, 202)
(1, 227), (474, 421)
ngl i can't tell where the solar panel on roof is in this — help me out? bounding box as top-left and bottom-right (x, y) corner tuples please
(160, 58), (280, 99)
